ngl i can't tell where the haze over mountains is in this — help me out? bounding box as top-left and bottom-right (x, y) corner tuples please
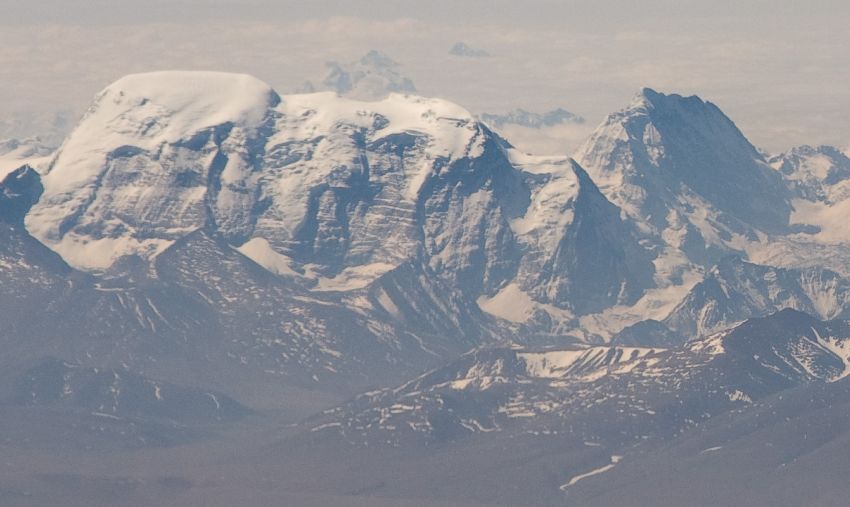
(3, 70), (850, 506)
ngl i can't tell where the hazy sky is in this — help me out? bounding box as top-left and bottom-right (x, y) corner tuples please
(2, 0), (849, 153)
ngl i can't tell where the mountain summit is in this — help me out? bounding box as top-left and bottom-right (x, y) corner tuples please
(576, 88), (791, 255)
(26, 71), (281, 270)
(300, 50), (417, 100)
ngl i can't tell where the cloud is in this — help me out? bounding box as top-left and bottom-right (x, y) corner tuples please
(497, 123), (596, 157)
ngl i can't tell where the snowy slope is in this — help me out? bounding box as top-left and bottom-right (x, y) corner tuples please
(272, 103), (654, 319)
(504, 153), (655, 316)
(253, 90), (492, 289)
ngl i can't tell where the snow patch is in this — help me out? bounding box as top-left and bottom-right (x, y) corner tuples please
(727, 390), (752, 403)
(313, 263), (397, 292)
(48, 234), (173, 271)
(376, 288), (401, 318)
(477, 283), (536, 323)
(237, 237), (300, 277)
(559, 455), (622, 491)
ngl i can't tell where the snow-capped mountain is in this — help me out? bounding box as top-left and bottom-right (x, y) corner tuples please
(499, 154), (655, 317)
(27, 71), (282, 271)
(18, 71), (850, 373)
(740, 144), (850, 276)
(575, 88), (791, 267)
(560, 88), (850, 341)
(28, 71), (488, 277)
(480, 108), (584, 129)
(0, 114), (488, 402)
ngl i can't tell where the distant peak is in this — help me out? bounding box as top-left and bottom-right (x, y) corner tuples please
(359, 50), (399, 68)
(449, 42), (490, 58)
(316, 51), (416, 100)
(628, 87), (664, 109)
(479, 107), (584, 129)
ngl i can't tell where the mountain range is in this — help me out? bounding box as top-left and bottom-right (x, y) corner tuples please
(3, 70), (850, 506)
(479, 108), (584, 129)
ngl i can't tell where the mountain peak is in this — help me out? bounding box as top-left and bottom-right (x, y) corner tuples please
(636, 86), (662, 102)
(628, 88), (736, 132)
(358, 49), (399, 68)
(314, 50), (416, 100)
(637, 87), (693, 102)
(449, 42), (490, 58)
(0, 164), (43, 224)
(576, 86), (791, 252)
(26, 71), (284, 269)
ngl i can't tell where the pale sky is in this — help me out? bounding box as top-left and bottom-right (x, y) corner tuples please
(2, 0), (849, 154)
